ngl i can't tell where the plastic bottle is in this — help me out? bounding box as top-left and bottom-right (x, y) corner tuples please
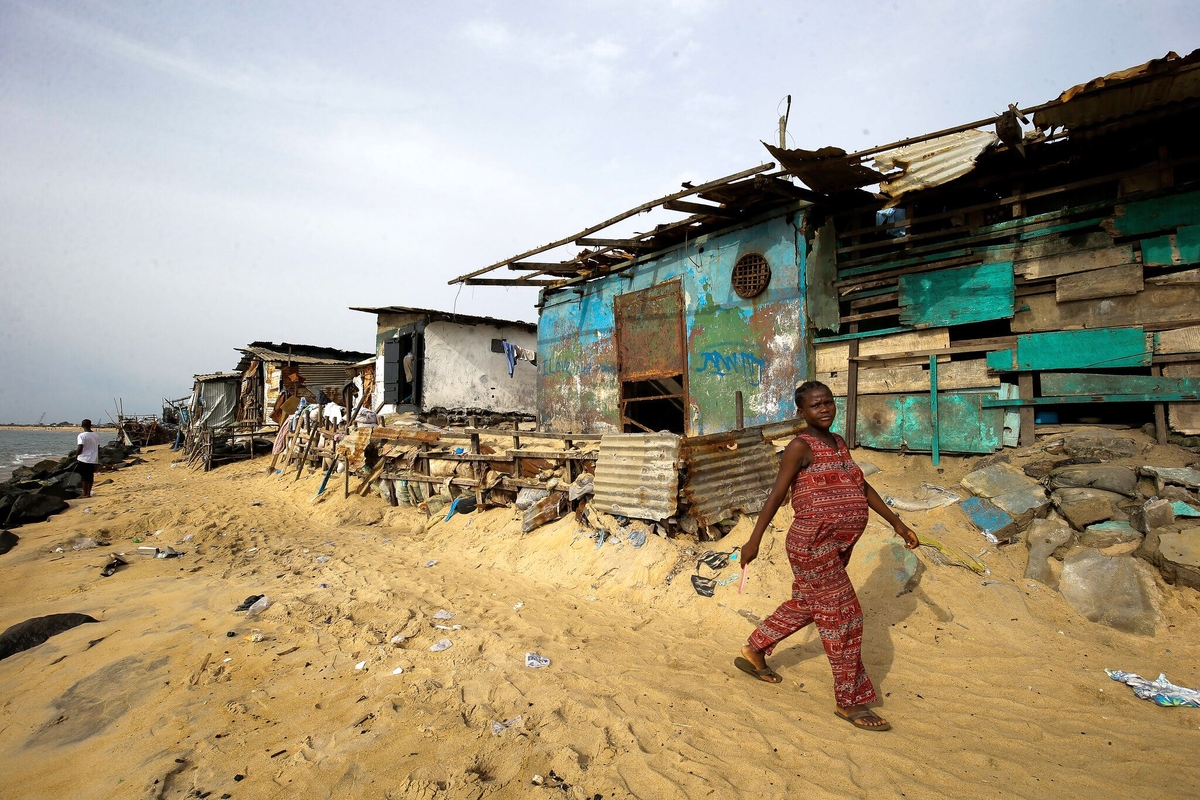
(245, 596), (271, 617)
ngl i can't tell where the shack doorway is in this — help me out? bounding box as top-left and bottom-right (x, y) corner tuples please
(615, 280), (687, 434)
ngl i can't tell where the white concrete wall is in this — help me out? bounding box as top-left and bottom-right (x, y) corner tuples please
(422, 321), (537, 414)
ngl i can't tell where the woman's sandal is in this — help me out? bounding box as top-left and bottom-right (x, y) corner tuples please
(835, 708), (892, 732)
(734, 656), (782, 684)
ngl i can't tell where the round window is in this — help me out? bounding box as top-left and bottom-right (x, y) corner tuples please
(731, 253), (771, 298)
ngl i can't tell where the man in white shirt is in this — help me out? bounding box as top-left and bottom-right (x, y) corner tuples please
(75, 419), (100, 498)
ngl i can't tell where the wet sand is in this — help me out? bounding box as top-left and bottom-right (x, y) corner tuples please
(1, 445), (1198, 799)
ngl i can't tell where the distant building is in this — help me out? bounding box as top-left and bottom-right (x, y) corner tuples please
(234, 342), (372, 427)
(350, 306), (537, 423)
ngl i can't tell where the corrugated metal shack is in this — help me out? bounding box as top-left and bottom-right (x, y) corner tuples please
(350, 306), (538, 426)
(452, 51), (1200, 467)
(234, 342), (372, 429)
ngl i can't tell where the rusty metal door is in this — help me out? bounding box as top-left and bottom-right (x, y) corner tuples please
(614, 281), (687, 432)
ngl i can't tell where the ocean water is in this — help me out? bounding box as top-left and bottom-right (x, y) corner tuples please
(0, 428), (116, 482)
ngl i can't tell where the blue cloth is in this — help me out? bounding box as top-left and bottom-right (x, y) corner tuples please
(502, 341), (517, 378)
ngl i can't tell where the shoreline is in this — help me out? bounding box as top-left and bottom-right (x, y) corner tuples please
(0, 425), (118, 432)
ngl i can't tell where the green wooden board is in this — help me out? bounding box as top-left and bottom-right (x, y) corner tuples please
(1011, 327), (1149, 371)
(986, 349), (1014, 372)
(1041, 373), (1200, 396)
(983, 394), (1200, 407)
(898, 262), (1015, 328)
(1115, 190), (1200, 236)
(1140, 225), (1200, 266)
(834, 393), (1000, 454)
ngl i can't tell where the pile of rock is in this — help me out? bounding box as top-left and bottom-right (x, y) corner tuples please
(0, 440), (139, 531)
(957, 429), (1200, 636)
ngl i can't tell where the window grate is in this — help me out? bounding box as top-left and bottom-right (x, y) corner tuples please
(731, 253), (771, 298)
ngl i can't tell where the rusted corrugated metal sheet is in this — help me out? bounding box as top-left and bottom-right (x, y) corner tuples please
(873, 129), (998, 200)
(1035, 49), (1200, 131)
(764, 143), (882, 194)
(592, 432), (680, 521)
(680, 428), (779, 527)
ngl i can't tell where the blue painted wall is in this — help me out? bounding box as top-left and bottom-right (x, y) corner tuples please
(538, 210), (810, 435)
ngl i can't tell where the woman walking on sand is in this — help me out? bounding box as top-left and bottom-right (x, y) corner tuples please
(735, 381), (918, 731)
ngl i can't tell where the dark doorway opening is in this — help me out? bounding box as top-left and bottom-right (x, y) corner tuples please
(621, 375), (686, 434)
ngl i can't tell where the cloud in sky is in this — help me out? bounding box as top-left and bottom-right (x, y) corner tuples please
(1, 0), (1198, 422)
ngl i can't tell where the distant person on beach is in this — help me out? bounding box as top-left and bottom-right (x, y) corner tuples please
(734, 381), (919, 732)
(75, 419), (100, 498)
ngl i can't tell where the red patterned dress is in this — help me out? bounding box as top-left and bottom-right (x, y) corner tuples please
(746, 431), (877, 707)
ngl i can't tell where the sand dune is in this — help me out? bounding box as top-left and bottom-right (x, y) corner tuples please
(1, 445), (1198, 799)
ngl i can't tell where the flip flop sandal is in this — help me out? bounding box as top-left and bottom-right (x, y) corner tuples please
(734, 656), (782, 684)
(836, 709), (892, 732)
(691, 574), (717, 597)
(697, 548), (740, 571)
(100, 555), (128, 578)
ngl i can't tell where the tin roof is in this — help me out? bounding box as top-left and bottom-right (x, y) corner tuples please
(193, 372), (241, 383)
(235, 342), (373, 373)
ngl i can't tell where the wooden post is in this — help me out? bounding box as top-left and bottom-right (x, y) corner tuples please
(294, 426), (316, 482)
(512, 434), (523, 482)
(469, 424), (483, 508)
(1018, 373), (1035, 447)
(343, 455), (351, 499)
(845, 332), (860, 448)
(735, 391), (744, 430)
(1151, 364), (1168, 445)
(929, 355), (940, 467)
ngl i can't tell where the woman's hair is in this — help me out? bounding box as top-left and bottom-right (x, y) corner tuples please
(794, 380), (831, 409)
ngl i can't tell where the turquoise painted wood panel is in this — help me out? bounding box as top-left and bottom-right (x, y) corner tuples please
(1041, 373), (1200, 396)
(1115, 190), (1200, 236)
(1140, 225), (1200, 266)
(1012, 327), (1149, 371)
(983, 394), (1200, 406)
(832, 393), (1000, 453)
(898, 262), (1015, 327)
(987, 349), (1014, 371)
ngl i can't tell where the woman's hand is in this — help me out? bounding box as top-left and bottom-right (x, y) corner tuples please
(740, 537), (761, 566)
(894, 522), (919, 550)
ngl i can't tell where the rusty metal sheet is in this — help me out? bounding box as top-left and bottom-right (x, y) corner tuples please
(592, 433), (680, 521)
(1035, 49), (1200, 131)
(680, 428), (779, 527)
(873, 129), (998, 200)
(615, 281), (685, 381)
(764, 143), (883, 194)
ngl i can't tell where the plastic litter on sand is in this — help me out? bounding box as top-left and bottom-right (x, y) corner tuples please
(245, 596), (271, 618)
(391, 667), (404, 675)
(432, 609), (455, 620)
(491, 715), (524, 735)
(525, 652), (551, 668)
(430, 638), (453, 652)
(1106, 670), (1200, 707)
(424, 560), (438, 567)
(513, 602), (524, 611)
(355, 661), (367, 671)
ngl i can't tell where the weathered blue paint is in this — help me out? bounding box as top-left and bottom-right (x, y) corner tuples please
(959, 496), (1017, 542)
(1010, 327), (1149, 371)
(1141, 225), (1200, 266)
(1115, 189), (1200, 236)
(1040, 372), (1200, 396)
(987, 349), (1014, 372)
(898, 261), (1015, 327)
(929, 355), (940, 466)
(537, 212), (809, 435)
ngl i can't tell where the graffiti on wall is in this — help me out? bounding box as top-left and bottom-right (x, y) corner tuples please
(694, 346), (766, 386)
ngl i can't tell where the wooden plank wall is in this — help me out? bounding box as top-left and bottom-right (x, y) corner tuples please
(818, 167), (1200, 452)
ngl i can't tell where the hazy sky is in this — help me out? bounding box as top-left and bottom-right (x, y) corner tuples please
(1, 0), (1196, 423)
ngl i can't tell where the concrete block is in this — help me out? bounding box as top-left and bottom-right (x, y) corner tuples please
(1079, 520), (1143, 549)
(1052, 488), (1119, 530)
(961, 463), (1040, 499)
(960, 496), (1019, 545)
(1061, 551), (1158, 636)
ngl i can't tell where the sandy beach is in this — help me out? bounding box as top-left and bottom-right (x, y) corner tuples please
(1, 444), (1199, 799)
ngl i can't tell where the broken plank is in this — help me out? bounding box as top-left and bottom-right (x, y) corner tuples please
(1012, 284), (1200, 332)
(1114, 189), (1200, 236)
(1164, 361), (1200, 434)
(1147, 267), (1200, 286)
(1019, 245), (1135, 280)
(1156, 325), (1200, 355)
(1055, 263), (1143, 302)
(1040, 372), (1200, 396)
(370, 428), (441, 444)
(986, 231), (1112, 264)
